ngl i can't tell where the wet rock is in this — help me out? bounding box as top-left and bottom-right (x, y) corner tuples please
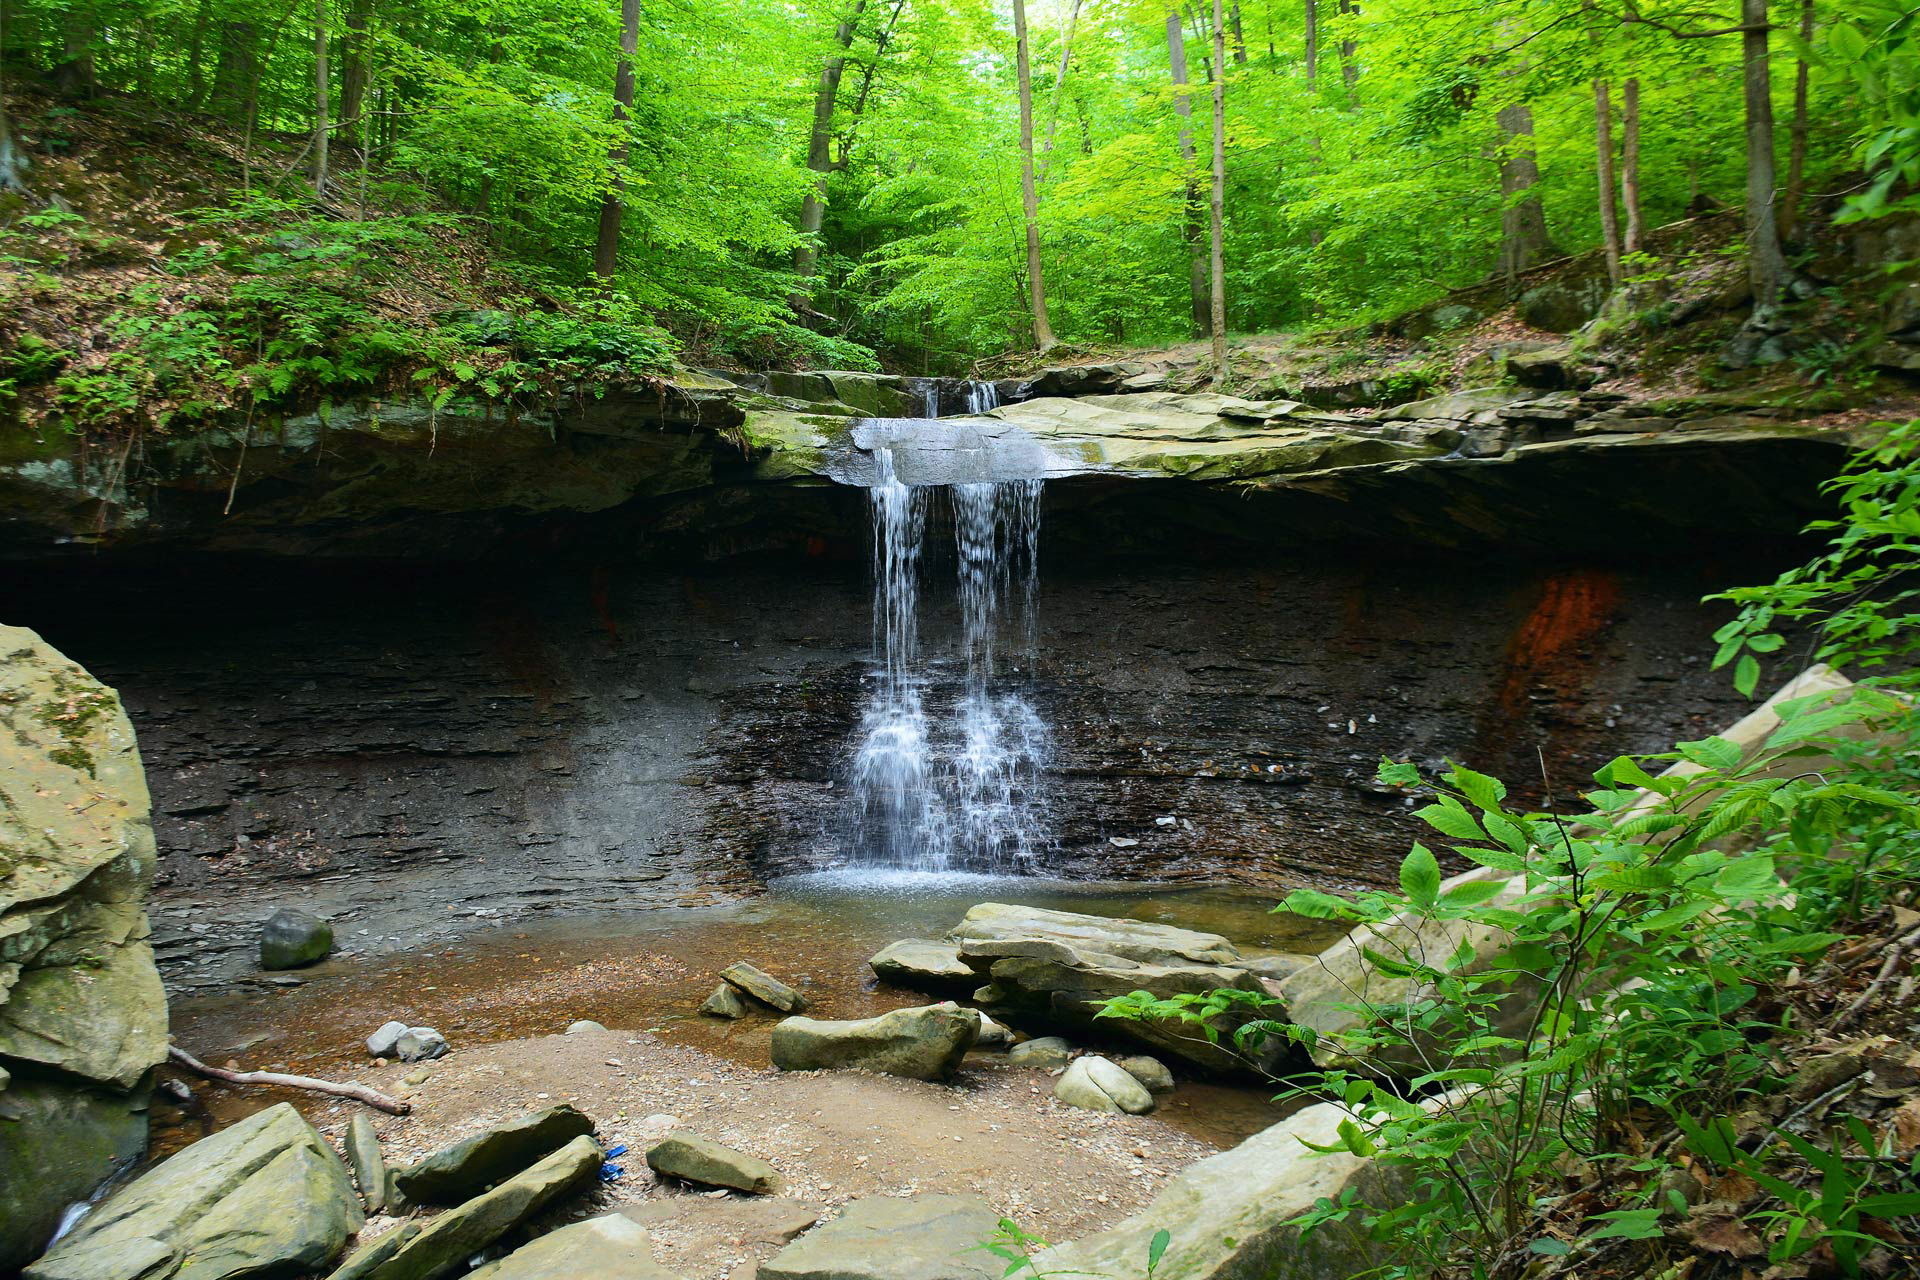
(722, 961), (808, 1013)
(950, 904), (1241, 967)
(360, 1135), (603, 1280)
(1115, 1055), (1174, 1094)
(347, 1114), (388, 1214)
(1034, 1101), (1411, 1280)
(0, 627), (168, 1272)
(260, 908), (334, 969)
(699, 984), (750, 1019)
(645, 1134), (779, 1194)
(391, 1105), (597, 1205)
(1007, 1036), (1073, 1069)
(395, 1028), (449, 1062)
(771, 1002), (980, 1081)
(1056, 1056), (1155, 1115)
(467, 1214), (673, 1280)
(759, 1193), (1003, 1280)
(26, 1102), (363, 1280)
(565, 1020), (609, 1034)
(868, 939), (974, 992)
(366, 1021), (409, 1058)
(328, 1224), (418, 1280)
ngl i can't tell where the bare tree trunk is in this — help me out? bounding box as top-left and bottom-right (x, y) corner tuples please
(1498, 101), (1558, 285)
(1621, 76), (1643, 254)
(1038, 0), (1084, 177)
(1336, 0), (1358, 99)
(1014, 0), (1056, 350)
(1594, 80), (1622, 287)
(1304, 0), (1318, 86)
(313, 0), (330, 193)
(1168, 11), (1209, 337)
(339, 0), (373, 154)
(1208, 0), (1228, 381)
(592, 0), (639, 281)
(1229, 2), (1248, 64)
(795, 0), (868, 283)
(186, 0), (212, 108)
(1741, 0), (1786, 307)
(1781, 0), (1812, 238)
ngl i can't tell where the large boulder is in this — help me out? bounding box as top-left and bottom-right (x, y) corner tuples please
(644, 1134), (779, 1193)
(770, 1002), (980, 1081)
(466, 1215), (674, 1280)
(758, 1194), (1003, 1280)
(868, 939), (974, 993)
(1, 626), (169, 1272)
(359, 1134), (603, 1280)
(259, 908), (334, 969)
(26, 1102), (364, 1280)
(765, 371), (920, 418)
(950, 904), (1241, 967)
(1032, 1102), (1409, 1280)
(389, 1104), (596, 1205)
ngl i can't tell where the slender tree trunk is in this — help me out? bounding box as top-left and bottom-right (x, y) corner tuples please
(1621, 76), (1643, 254)
(795, 0), (868, 283)
(0, 0), (23, 192)
(1336, 0), (1358, 99)
(1594, 79), (1622, 287)
(56, 7), (98, 97)
(592, 0), (639, 281)
(186, 0), (212, 108)
(1304, 0), (1318, 86)
(1038, 0), (1084, 177)
(1229, 2), (1248, 64)
(1168, 12), (1209, 338)
(1741, 0), (1786, 307)
(1782, 0), (1812, 238)
(1209, 0), (1228, 380)
(313, 0), (330, 192)
(834, 0), (907, 168)
(1014, 0), (1055, 350)
(1497, 101), (1558, 284)
(339, 0), (372, 153)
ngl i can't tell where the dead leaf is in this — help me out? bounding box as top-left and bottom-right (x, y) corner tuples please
(1891, 1099), (1920, 1152)
(1684, 1210), (1766, 1259)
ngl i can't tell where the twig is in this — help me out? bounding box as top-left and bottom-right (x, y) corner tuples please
(168, 1045), (411, 1115)
(1830, 923), (1920, 1031)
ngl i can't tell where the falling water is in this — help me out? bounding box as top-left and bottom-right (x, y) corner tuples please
(849, 389), (1049, 873)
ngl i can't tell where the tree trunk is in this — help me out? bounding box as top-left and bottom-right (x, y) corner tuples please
(1336, 0), (1358, 98)
(1594, 79), (1622, 287)
(1621, 76), (1643, 254)
(1497, 101), (1557, 284)
(313, 0), (330, 193)
(1014, 0), (1055, 350)
(1741, 0), (1786, 307)
(210, 23), (260, 120)
(1038, 0), (1084, 177)
(1208, 0), (1228, 380)
(1303, 0), (1318, 87)
(0, 21), (22, 192)
(186, 0), (212, 109)
(1781, 0), (1812, 238)
(1229, 2), (1248, 64)
(339, 0), (373, 153)
(592, 0), (640, 281)
(1168, 12), (1209, 337)
(56, 8), (98, 97)
(795, 0), (868, 283)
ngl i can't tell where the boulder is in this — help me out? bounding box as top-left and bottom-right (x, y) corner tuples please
(390, 1105), (596, 1205)
(721, 962), (808, 1013)
(1055, 1056), (1155, 1115)
(394, 1028), (448, 1062)
(1007, 1036), (1072, 1069)
(868, 939), (974, 992)
(644, 1134), (779, 1193)
(1032, 1102), (1409, 1280)
(346, 1113), (388, 1213)
(759, 1194), (1003, 1280)
(565, 1020), (608, 1035)
(366, 1022), (409, 1058)
(328, 1224), (418, 1280)
(26, 1102), (363, 1280)
(771, 1002), (980, 1081)
(764, 371), (919, 418)
(974, 1014), (1013, 1048)
(466, 1215), (674, 1280)
(1020, 363), (1147, 398)
(1115, 1055), (1174, 1094)
(1, 627), (169, 1272)
(1379, 386), (1527, 422)
(1516, 278), (1608, 333)
(1504, 345), (1595, 390)
(259, 908), (334, 969)
(949, 904), (1241, 967)
(359, 1135), (603, 1280)
(699, 984), (749, 1019)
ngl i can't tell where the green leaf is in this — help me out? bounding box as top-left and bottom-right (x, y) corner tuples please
(1451, 766), (1507, 811)
(1147, 1228), (1171, 1274)
(1416, 799), (1485, 841)
(1587, 1208), (1664, 1241)
(1527, 1239), (1571, 1257)
(1678, 737), (1743, 771)
(1734, 654), (1761, 697)
(1399, 844), (1442, 908)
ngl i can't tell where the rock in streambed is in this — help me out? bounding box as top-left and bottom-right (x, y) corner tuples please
(1055, 1056), (1156, 1115)
(721, 961), (808, 1013)
(389, 1104), (596, 1205)
(771, 1002), (980, 1081)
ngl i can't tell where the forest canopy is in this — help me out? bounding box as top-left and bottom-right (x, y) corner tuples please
(0, 0), (1914, 373)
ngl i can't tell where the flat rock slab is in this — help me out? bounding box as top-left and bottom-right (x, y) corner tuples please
(391, 1104), (596, 1205)
(26, 1102), (362, 1280)
(645, 1134), (779, 1193)
(771, 1002), (980, 1081)
(467, 1215), (674, 1280)
(622, 1196), (821, 1247)
(759, 1194), (1003, 1280)
(362, 1135), (603, 1280)
(868, 940), (974, 991)
(950, 903), (1241, 967)
(346, 1114), (387, 1214)
(722, 962), (808, 1012)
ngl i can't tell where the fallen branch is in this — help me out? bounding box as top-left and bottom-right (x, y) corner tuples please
(1830, 923), (1920, 1032)
(168, 1045), (411, 1116)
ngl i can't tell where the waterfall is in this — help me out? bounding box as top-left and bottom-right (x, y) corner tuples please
(847, 394), (1048, 874)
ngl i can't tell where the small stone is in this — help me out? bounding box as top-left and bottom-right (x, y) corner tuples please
(721, 962), (807, 1013)
(395, 1027), (449, 1062)
(700, 984), (750, 1019)
(646, 1135), (779, 1194)
(404, 1067), (432, 1086)
(868, 940), (974, 992)
(566, 1020), (609, 1035)
(260, 908), (334, 970)
(366, 1021), (409, 1058)
(1115, 1055), (1174, 1094)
